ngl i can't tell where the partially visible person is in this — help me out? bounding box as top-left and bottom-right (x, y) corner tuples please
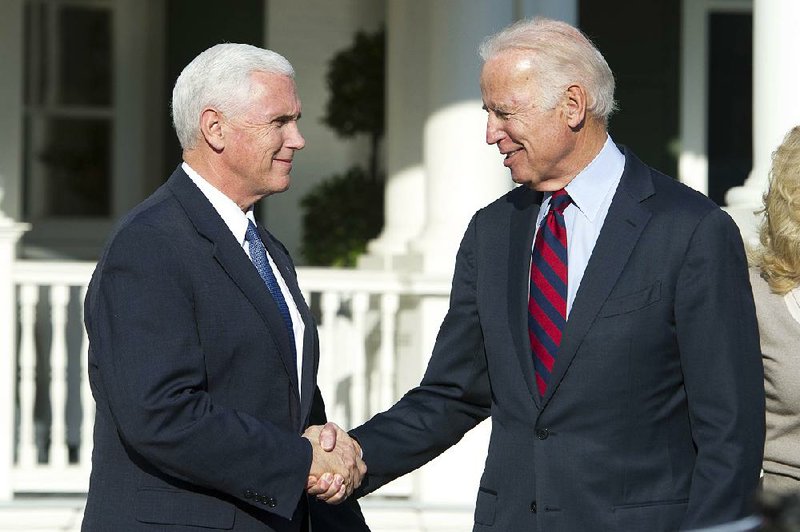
(749, 125), (800, 497)
(82, 43), (367, 531)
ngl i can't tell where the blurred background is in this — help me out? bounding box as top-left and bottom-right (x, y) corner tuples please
(0, 0), (797, 530)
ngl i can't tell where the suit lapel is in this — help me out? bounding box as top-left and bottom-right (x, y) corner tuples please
(507, 187), (545, 408)
(166, 167), (302, 408)
(541, 150), (655, 408)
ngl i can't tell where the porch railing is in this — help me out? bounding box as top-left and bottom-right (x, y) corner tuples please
(3, 259), (451, 498)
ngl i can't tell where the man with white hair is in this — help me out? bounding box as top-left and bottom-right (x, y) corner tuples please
(82, 43), (369, 531)
(318, 17), (765, 531)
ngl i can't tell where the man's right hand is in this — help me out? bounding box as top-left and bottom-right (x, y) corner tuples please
(302, 422), (365, 505)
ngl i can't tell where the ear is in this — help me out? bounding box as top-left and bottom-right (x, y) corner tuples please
(563, 84), (587, 129)
(199, 108), (225, 151)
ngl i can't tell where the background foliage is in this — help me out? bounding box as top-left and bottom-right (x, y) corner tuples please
(301, 28), (386, 266)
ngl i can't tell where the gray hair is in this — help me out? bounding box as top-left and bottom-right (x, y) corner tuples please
(479, 18), (616, 124)
(172, 43), (295, 150)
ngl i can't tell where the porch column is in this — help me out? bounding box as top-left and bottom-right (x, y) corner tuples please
(406, 0), (513, 275)
(360, 0), (429, 268)
(725, 0), (800, 244)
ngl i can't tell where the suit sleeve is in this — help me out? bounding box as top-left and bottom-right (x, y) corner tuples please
(674, 209), (765, 528)
(350, 215), (492, 494)
(86, 222), (311, 520)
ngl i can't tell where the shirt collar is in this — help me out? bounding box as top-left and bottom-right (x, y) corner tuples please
(182, 162), (254, 246)
(554, 135), (625, 222)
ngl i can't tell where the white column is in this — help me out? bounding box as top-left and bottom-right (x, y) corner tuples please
(0, 220), (31, 501)
(360, 0), (430, 268)
(725, 0), (800, 244)
(408, 0), (514, 275)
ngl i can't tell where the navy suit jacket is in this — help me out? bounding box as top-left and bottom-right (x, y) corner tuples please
(351, 149), (765, 531)
(82, 166), (368, 531)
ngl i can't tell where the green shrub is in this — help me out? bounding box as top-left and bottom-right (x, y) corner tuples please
(300, 166), (384, 267)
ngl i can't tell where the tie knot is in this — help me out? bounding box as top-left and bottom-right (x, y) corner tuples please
(245, 221), (260, 244)
(550, 189), (571, 215)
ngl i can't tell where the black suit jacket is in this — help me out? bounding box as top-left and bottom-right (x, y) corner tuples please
(82, 166), (368, 531)
(351, 149), (765, 531)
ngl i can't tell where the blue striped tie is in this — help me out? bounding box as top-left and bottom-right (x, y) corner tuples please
(245, 221), (296, 358)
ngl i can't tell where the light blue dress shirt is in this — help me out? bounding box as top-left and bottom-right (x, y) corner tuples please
(534, 136), (625, 317)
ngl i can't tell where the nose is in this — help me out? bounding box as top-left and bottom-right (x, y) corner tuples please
(287, 122), (305, 151)
(485, 114), (505, 145)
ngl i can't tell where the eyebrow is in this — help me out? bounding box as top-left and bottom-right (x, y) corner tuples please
(272, 112), (302, 122)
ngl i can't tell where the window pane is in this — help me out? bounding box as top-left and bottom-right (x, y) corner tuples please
(58, 6), (112, 106)
(36, 118), (111, 217)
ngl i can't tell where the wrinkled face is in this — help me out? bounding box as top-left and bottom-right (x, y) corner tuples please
(223, 71), (305, 199)
(480, 50), (575, 191)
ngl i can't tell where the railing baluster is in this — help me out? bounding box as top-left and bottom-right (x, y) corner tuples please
(48, 285), (70, 468)
(350, 292), (369, 426)
(319, 291), (340, 410)
(79, 286), (93, 468)
(18, 285), (39, 468)
(379, 293), (400, 410)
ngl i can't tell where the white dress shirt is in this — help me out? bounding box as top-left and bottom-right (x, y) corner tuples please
(533, 136), (625, 316)
(183, 162), (305, 397)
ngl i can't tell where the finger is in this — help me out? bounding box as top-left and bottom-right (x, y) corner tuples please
(306, 475), (319, 490)
(319, 422), (339, 452)
(307, 473), (333, 496)
(323, 483), (348, 505)
(315, 473), (344, 502)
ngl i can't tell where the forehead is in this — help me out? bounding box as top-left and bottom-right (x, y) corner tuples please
(247, 71), (301, 112)
(480, 50), (539, 104)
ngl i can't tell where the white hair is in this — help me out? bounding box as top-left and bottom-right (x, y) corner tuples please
(479, 18), (617, 124)
(171, 43), (295, 150)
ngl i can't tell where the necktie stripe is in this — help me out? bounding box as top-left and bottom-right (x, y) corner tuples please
(528, 294), (566, 338)
(534, 243), (568, 286)
(529, 189), (571, 397)
(540, 227), (568, 265)
(531, 258), (567, 303)
(529, 282), (567, 329)
(528, 308), (562, 353)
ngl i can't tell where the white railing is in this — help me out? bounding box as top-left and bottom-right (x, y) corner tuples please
(4, 259), (451, 498)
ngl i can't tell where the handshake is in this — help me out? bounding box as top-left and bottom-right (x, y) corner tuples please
(302, 422), (366, 505)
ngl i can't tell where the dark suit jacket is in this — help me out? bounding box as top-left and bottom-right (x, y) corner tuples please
(82, 166), (368, 531)
(351, 149), (765, 531)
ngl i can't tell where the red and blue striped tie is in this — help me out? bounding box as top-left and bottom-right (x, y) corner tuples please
(529, 189), (571, 396)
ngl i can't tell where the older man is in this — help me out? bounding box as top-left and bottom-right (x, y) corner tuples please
(82, 43), (368, 531)
(318, 17), (765, 531)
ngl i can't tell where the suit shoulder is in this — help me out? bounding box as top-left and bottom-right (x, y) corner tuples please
(647, 167), (720, 220)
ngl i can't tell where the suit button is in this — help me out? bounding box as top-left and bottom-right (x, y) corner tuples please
(536, 428), (549, 440)
(266, 497), (277, 508)
(530, 500), (537, 513)
(244, 489), (254, 499)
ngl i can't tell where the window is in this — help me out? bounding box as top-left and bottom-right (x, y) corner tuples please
(23, 0), (113, 219)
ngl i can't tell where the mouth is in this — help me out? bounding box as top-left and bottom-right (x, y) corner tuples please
(501, 149), (522, 167)
(273, 157), (293, 166)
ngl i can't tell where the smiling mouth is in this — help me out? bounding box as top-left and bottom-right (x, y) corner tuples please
(503, 149), (522, 165)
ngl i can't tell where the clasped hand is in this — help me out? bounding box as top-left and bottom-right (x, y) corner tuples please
(302, 422), (365, 505)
